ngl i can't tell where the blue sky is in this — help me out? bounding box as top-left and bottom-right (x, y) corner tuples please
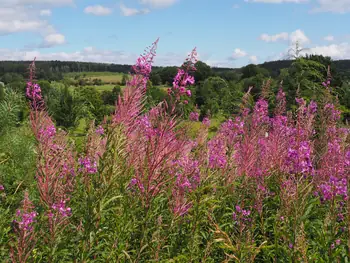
(0, 0), (350, 67)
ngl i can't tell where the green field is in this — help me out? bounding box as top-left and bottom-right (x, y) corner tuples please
(65, 72), (124, 84)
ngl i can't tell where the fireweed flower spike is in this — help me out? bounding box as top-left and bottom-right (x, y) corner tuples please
(10, 192), (37, 263)
(25, 58), (76, 250)
(112, 38), (159, 132)
(168, 47), (197, 111)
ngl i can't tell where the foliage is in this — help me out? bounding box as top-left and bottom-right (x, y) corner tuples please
(0, 42), (349, 263)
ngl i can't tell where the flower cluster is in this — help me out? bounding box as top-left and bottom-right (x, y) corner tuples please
(38, 125), (56, 141)
(218, 117), (244, 147)
(322, 79), (331, 88)
(275, 88), (286, 115)
(172, 69), (195, 97)
(26, 82), (42, 101)
(308, 101), (318, 114)
(232, 205), (252, 225)
(318, 176), (348, 202)
(129, 39), (159, 88)
(168, 48), (197, 101)
(324, 103), (341, 122)
(252, 98), (269, 127)
(202, 117), (210, 127)
(78, 157), (98, 174)
(14, 208), (37, 231)
(171, 157), (200, 216)
(189, 111), (199, 122)
(285, 140), (313, 175)
(95, 125), (104, 135)
(52, 199), (72, 217)
(207, 137), (227, 169)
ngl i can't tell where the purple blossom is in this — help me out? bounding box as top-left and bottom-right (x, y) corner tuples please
(52, 199), (72, 217)
(39, 125), (56, 140)
(208, 137), (227, 169)
(14, 210), (37, 231)
(189, 112), (199, 122)
(308, 101), (318, 114)
(95, 125), (104, 135)
(232, 205), (251, 224)
(252, 98), (269, 126)
(295, 97), (306, 106)
(324, 104), (341, 122)
(0, 185), (4, 191)
(26, 82), (42, 101)
(285, 140), (313, 175)
(318, 176), (348, 202)
(78, 157), (98, 174)
(202, 117), (210, 127)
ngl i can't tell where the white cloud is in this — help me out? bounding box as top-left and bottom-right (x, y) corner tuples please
(140, 0), (178, 8)
(312, 0), (350, 13)
(0, 7), (50, 35)
(260, 32), (289, 42)
(230, 48), (247, 60)
(249, 55), (258, 64)
(244, 0), (307, 3)
(1, 0), (74, 7)
(120, 3), (150, 16)
(84, 5), (112, 16)
(289, 29), (310, 45)
(324, 35), (335, 42)
(0, 2), (69, 47)
(40, 9), (51, 16)
(41, 33), (65, 47)
(232, 4), (240, 8)
(0, 47), (209, 67)
(0, 19), (45, 34)
(302, 43), (350, 59)
(260, 29), (310, 45)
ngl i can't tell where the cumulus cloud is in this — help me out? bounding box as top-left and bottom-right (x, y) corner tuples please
(244, 0), (307, 3)
(0, 47), (201, 67)
(245, 0), (350, 13)
(324, 35), (335, 42)
(249, 55), (258, 64)
(302, 43), (350, 59)
(312, 0), (350, 13)
(260, 32), (289, 42)
(40, 9), (51, 16)
(0, 2), (70, 47)
(140, 0), (178, 8)
(260, 29), (310, 45)
(41, 33), (66, 47)
(1, 0), (74, 7)
(289, 30), (310, 45)
(229, 48), (247, 60)
(84, 5), (112, 16)
(0, 7), (50, 35)
(120, 3), (150, 16)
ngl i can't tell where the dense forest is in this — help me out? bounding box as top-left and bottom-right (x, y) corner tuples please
(1, 54), (350, 131)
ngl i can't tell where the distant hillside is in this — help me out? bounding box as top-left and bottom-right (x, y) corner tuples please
(257, 59), (350, 78)
(1, 59), (350, 80)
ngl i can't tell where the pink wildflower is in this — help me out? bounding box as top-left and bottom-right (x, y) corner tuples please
(202, 117), (210, 127)
(189, 112), (199, 122)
